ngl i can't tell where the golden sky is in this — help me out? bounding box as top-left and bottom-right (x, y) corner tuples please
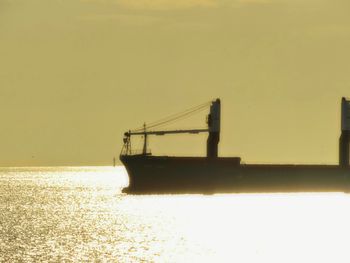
(1, 0), (350, 166)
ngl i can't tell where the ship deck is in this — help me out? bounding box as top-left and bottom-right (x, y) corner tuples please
(120, 155), (350, 194)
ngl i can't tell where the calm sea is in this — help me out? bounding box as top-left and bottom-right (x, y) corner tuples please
(1, 167), (350, 262)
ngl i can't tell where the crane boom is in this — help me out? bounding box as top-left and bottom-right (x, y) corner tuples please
(125, 128), (209, 137)
(121, 98), (221, 157)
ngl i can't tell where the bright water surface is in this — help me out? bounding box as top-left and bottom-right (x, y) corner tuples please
(1, 167), (350, 262)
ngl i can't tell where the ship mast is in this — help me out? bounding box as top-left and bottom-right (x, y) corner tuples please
(207, 99), (221, 158)
(142, 123), (148, 155)
(339, 97), (350, 167)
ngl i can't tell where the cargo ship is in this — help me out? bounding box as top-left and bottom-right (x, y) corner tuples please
(120, 98), (350, 194)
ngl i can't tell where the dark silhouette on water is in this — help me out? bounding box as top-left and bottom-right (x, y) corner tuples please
(120, 98), (350, 194)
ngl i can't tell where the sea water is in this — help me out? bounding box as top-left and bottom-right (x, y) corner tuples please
(1, 166), (350, 262)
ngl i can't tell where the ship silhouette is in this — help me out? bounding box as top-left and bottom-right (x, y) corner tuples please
(120, 98), (350, 194)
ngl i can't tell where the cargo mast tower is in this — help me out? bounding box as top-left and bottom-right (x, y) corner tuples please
(339, 97), (350, 167)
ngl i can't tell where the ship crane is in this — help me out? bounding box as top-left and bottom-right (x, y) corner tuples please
(122, 99), (221, 158)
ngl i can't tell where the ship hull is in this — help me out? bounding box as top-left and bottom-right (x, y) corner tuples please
(120, 155), (350, 194)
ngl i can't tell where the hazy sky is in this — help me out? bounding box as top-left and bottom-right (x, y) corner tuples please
(1, 0), (350, 166)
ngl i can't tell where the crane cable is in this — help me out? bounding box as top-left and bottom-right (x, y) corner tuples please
(131, 100), (212, 132)
(131, 102), (210, 132)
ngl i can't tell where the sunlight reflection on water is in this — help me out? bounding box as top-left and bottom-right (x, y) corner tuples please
(1, 167), (350, 262)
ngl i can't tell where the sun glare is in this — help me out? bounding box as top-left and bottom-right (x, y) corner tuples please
(117, 192), (350, 262)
